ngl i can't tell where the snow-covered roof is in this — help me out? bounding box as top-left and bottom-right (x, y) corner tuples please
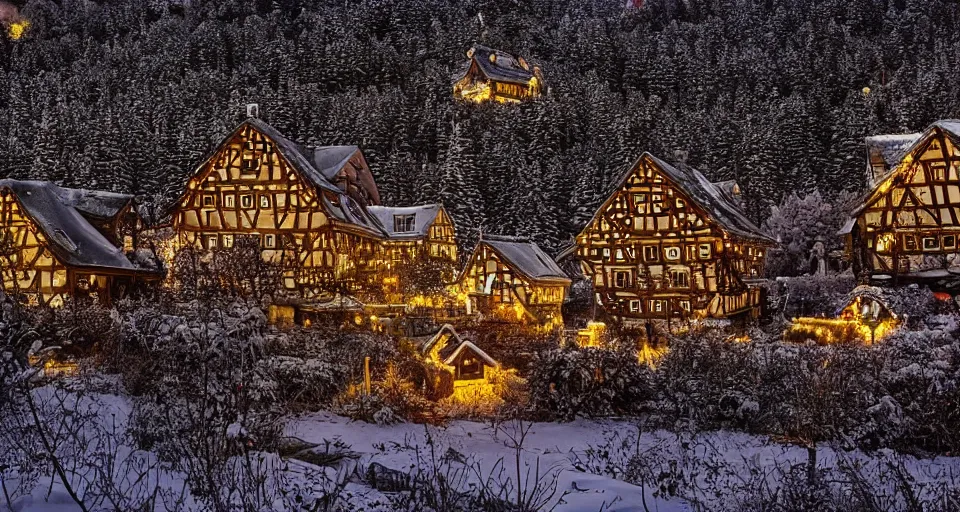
(481, 235), (571, 284)
(842, 284), (935, 320)
(310, 146), (360, 180)
(865, 132), (922, 170)
(589, 153), (774, 245)
(0, 180), (138, 272)
(419, 323), (460, 354)
(367, 204), (443, 240)
(465, 44), (540, 86)
(54, 187), (133, 222)
(418, 324), (499, 368)
(441, 340), (499, 368)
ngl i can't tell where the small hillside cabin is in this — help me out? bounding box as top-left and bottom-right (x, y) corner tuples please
(454, 45), (544, 104)
(842, 120), (960, 285)
(567, 153), (775, 326)
(458, 236), (570, 329)
(169, 118), (456, 302)
(0, 180), (154, 305)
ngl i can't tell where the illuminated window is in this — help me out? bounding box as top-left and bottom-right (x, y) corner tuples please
(240, 195), (253, 208)
(202, 194), (215, 207)
(676, 198), (685, 208)
(903, 235), (917, 251)
(876, 233), (894, 254)
(680, 300), (691, 311)
(699, 244), (712, 259)
(259, 195), (271, 208)
(664, 247), (681, 261)
(615, 249), (625, 261)
(275, 194), (286, 207)
(685, 245), (697, 261)
(934, 166), (946, 181)
(652, 194), (663, 213)
(241, 157), (259, 173)
(263, 234), (276, 248)
(670, 270), (689, 288)
(923, 237), (940, 251)
(613, 270), (631, 288)
(393, 214), (416, 233)
(643, 246), (659, 262)
(224, 194), (235, 208)
(629, 300), (641, 313)
(652, 300), (664, 313)
(944, 234), (957, 250)
(222, 234), (234, 248)
(206, 236), (217, 250)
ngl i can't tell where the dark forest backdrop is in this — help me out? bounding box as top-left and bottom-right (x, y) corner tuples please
(1, 0), (960, 254)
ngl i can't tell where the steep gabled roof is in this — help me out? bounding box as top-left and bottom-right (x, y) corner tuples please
(852, 119), (960, 216)
(0, 180), (138, 272)
(479, 235), (571, 285)
(179, 118), (386, 237)
(440, 340), (498, 368)
(466, 45), (540, 86)
(582, 153), (775, 245)
(367, 204), (443, 240)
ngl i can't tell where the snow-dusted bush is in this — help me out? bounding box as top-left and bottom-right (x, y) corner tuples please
(528, 345), (652, 421)
(123, 298), (285, 507)
(257, 355), (347, 407)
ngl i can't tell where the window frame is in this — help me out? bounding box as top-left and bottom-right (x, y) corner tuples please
(643, 246), (659, 262)
(393, 214), (417, 233)
(240, 194), (253, 209)
(944, 234), (957, 250)
(613, 270), (631, 289)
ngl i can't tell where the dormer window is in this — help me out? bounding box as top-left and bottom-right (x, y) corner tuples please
(393, 214), (416, 233)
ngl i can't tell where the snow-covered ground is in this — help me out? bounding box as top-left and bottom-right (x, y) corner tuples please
(7, 391), (960, 511)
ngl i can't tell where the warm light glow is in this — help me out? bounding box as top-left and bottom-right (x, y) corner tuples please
(8, 19), (29, 40)
(637, 342), (668, 368)
(577, 321), (607, 347)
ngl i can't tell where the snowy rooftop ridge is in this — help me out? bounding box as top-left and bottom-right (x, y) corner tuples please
(466, 44), (539, 86)
(0, 180), (140, 272)
(480, 236), (571, 284)
(638, 153), (775, 244)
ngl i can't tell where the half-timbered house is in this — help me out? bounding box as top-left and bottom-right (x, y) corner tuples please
(169, 117), (457, 302)
(567, 153), (775, 326)
(454, 45), (544, 104)
(0, 180), (154, 305)
(458, 236), (570, 329)
(842, 120), (960, 285)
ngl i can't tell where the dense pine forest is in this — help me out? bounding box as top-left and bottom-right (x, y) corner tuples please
(2, 0), (960, 253)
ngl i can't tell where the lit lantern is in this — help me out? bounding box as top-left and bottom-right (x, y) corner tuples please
(862, 86), (871, 96)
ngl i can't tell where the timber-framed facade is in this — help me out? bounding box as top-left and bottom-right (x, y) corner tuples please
(842, 120), (960, 285)
(458, 236), (570, 329)
(0, 180), (155, 306)
(566, 153), (775, 326)
(169, 118), (457, 303)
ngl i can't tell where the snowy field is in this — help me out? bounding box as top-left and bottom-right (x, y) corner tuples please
(7, 388), (960, 512)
